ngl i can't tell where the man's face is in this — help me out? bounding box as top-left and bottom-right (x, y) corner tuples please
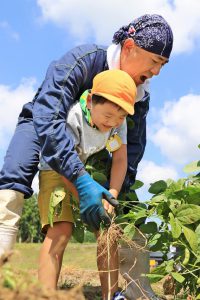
(120, 39), (169, 86)
(87, 99), (127, 132)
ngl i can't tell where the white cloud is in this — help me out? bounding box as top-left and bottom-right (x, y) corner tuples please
(36, 0), (200, 54)
(150, 94), (200, 164)
(0, 21), (20, 41)
(136, 159), (178, 201)
(0, 78), (37, 150)
(137, 160), (178, 185)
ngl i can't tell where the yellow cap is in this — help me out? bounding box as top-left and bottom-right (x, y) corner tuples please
(91, 70), (136, 115)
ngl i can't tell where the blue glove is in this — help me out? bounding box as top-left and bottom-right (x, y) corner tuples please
(73, 172), (119, 230)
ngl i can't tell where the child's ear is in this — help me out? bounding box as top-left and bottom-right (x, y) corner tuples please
(87, 93), (92, 109)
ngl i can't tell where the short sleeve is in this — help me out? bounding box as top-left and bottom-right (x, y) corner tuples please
(115, 119), (127, 144)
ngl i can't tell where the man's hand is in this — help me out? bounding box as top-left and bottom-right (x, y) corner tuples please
(73, 172), (119, 230)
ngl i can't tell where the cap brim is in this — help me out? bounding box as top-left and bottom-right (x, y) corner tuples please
(94, 92), (134, 115)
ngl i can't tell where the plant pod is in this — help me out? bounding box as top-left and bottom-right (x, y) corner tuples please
(182, 248), (190, 266)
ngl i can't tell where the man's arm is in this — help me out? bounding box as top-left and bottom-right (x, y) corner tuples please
(125, 92), (150, 191)
(33, 45), (107, 181)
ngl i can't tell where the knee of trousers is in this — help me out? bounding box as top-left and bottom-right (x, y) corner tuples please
(0, 190), (24, 228)
(0, 225), (18, 256)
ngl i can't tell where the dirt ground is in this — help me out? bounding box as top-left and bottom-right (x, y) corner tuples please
(0, 250), (182, 300)
(0, 266), (175, 300)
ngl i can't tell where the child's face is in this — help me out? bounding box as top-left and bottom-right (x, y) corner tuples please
(88, 100), (128, 132)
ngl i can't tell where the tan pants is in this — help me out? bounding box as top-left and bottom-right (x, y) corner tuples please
(0, 189), (24, 256)
(38, 170), (74, 231)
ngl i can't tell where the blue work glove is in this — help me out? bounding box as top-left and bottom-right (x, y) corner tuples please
(73, 172), (119, 230)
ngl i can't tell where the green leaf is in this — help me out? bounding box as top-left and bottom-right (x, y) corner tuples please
(169, 212), (182, 239)
(157, 201), (171, 218)
(175, 204), (200, 224)
(126, 192), (138, 202)
(183, 160), (200, 173)
(182, 226), (198, 252)
(139, 222), (157, 234)
(130, 180), (144, 190)
(85, 165), (96, 172)
(123, 223), (135, 240)
(195, 224), (200, 253)
(133, 209), (147, 222)
(50, 187), (66, 207)
(145, 273), (164, 283)
(171, 272), (185, 283)
(148, 233), (161, 247)
(166, 178), (175, 187)
(91, 172), (107, 185)
(169, 199), (182, 214)
(195, 224), (200, 240)
(150, 262), (167, 275)
(73, 221), (85, 243)
(3, 277), (16, 290)
(166, 178), (185, 193)
(165, 260), (174, 273)
(48, 187), (66, 227)
(149, 194), (167, 204)
(148, 180), (167, 194)
(187, 192), (200, 205)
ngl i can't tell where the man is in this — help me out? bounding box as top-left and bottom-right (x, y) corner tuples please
(0, 14), (173, 299)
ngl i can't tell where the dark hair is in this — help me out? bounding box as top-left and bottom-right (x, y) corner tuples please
(92, 94), (109, 105)
(92, 94), (126, 112)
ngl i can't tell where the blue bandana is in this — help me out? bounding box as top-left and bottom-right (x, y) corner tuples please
(112, 14), (173, 59)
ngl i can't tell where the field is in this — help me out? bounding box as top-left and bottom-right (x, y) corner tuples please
(0, 243), (177, 300)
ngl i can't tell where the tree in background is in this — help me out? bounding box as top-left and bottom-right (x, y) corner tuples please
(17, 194), (44, 243)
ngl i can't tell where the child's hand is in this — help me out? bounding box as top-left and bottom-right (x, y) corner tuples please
(102, 199), (115, 215)
(102, 189), (118, 215)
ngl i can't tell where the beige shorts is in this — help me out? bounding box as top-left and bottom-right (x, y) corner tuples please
(38, 170), (74, 232)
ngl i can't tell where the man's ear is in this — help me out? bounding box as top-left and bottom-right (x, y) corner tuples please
(87, 93), (92, 109)
(122, 38), (136, 52)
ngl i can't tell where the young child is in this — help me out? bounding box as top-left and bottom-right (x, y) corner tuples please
(37, 69), (136, 299)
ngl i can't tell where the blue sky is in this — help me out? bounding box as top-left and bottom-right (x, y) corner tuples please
(0, 0), (200, 198)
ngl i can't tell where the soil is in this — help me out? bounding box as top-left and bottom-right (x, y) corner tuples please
(0, 253), (185, 300)
(0, 267), (177, 300)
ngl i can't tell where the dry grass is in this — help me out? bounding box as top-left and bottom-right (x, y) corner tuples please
(0, 242), (187, 299)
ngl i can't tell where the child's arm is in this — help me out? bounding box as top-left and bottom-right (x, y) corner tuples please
(110, 144), (127, 197)
(103, 144), (127, 214)
(62, 176), (79, 199)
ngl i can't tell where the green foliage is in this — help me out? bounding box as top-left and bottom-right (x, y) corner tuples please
(19, 145), (199, 297)
(183, 160), (200, 173)
(17, 194), (44, 243)
(82, 145), (200, 297)
(138, 156), (200, 297)
(91, 172), (107, 185)
(117, 145), (200, 297)
(148, 180), (167, 194)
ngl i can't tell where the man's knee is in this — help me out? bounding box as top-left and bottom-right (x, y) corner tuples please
(0, 189), (24, 228)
